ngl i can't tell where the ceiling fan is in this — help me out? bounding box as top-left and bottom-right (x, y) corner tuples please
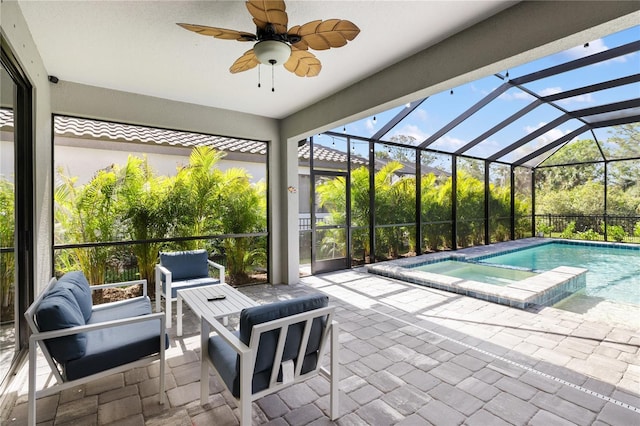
(177, 0), (360, 79)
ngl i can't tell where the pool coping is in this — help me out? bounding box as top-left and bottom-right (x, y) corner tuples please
(366, 238), (589, 309)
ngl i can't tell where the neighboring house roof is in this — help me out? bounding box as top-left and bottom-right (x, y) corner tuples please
(54, 115), (371, 165)
(54, 115), (268, 155)
(1, 111), (442, 174)
(0, 108), (14, 130)
(298, 142), (368, 166)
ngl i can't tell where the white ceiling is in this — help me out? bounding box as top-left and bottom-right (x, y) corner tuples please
(18, 1), (514, 119)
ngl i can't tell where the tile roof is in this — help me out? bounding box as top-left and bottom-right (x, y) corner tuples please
(0, 108), (14, 130)
(54, 115), (268, 154)
(0, 111), (369, 166)
(298, 142), (368, 165)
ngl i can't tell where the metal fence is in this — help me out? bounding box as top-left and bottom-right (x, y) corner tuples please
(54, 233), (269, 285)
(534, 214), (640, 243)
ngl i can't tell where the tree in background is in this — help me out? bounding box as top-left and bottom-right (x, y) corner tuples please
(0, 177), (15, 310)
(373, 161), (416, 258)
(455, 170), (485, 247)
(535, 124), (639, 239)
(169, 146), (226, 245)
(316, 159), (526, 259)
(118, 155), (172, 285)
(217, 168), (266, 284)
(55, 166), (120, 284)
(421, 172), (452, 251)
(54, 146), (267, 284)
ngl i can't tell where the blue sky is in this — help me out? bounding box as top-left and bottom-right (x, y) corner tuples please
(322, 24), (639, 167)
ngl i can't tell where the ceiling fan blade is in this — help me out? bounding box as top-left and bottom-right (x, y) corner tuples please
(230, 49), (260, 73)
(284, 50), (321, 77)
(288, 19), (360, 51)
(246, 0), (288, 34)
(177, 23), (256, 41)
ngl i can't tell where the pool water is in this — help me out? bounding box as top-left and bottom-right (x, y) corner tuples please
(479, 243), (640, 305)
(415, 260), (537, 286)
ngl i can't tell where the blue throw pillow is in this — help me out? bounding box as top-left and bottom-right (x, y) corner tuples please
(35, 286), (87, 363)
(160, 249), (209, 281)
(57, 271), (93, 322)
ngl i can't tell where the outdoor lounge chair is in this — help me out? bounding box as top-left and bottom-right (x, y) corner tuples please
(24, 271), (168, 426)
(155, 249), (225, 327)
(200, 293), (339, 425)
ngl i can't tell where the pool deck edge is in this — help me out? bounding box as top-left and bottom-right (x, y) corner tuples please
(366, 238), (589, 309)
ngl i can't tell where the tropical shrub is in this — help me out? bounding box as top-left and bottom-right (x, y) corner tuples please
(536, 223), (553, 237)
(217, 168), (266, 284)
(315, 160), (529, 259)
(576, 228), (600, 241)
(560, 222), (576, 239)
(118, 156), (173, 285)
(0, 177), (15, 310)
(607, 225), (626, 242)
(55, 166), (121, 284)
(54, 146), (267, 284)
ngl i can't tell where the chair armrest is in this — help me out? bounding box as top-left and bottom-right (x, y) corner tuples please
(156, 265), (171, 279)
(207, 260), (226, 285)
(201, 315), (249, 356)
(90, 279), (148, 297)
(31, 312), (166, 341)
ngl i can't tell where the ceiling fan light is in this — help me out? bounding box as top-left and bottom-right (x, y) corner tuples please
(254, 40), (291, 65)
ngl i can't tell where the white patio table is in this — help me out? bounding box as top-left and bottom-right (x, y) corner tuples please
(176, 283), (258, 337)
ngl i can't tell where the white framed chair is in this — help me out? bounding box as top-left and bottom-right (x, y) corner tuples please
(200, 294), (339, 425)
(24, 271), (167, 426)
(155, 249), (225, 327)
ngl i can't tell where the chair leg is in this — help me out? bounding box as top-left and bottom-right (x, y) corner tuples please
(239, 353), (252, 426)
(28, 340), (37, 426)
(200, 319), (211, 405)
(165, 296), (172, 329)
(159, 328), (166, 405)
(155, 267), (161, 314)
(330, 322), (339, 420)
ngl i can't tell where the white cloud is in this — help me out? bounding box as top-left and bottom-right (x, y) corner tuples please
(511, 123), (578, 159)
(539, 87), (562, 97)
(365, 119), (375, 134)
(432, 135), (467, 151)
(558, 93), (594, 106)
(389, 124), (429, 142)
(537, 86), (595, 105)
(562, 38), (630, 64)
(413, 108), (429, 122)
(464, 139), (501, 157)
(498, 90), (535, 101)
(564, 38), (608, 60)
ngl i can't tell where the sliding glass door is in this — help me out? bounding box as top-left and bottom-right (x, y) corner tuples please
(1, 39), (34, 388)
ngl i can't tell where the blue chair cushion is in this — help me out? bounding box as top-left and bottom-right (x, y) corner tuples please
(57, 271), (93, 322)
(162, 277), (219, 299)
(160, 249), (209, 282)
(35, 286), (87, 363)
(209, 333), (319, 398)
(65, 316), (169, 380)
(208, 294), (328, 398)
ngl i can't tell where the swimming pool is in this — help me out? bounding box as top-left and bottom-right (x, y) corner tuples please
(414, 260), (537, 286)
(476, 242), (640, 306)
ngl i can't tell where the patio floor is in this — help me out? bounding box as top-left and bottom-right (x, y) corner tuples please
(2, 268), (639, 425)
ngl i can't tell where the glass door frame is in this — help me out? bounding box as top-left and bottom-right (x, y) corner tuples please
(310, 169), (351, 274)
(1, 36), (34, 387)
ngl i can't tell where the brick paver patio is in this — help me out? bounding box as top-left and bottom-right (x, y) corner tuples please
(2, 268), (639, 425)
